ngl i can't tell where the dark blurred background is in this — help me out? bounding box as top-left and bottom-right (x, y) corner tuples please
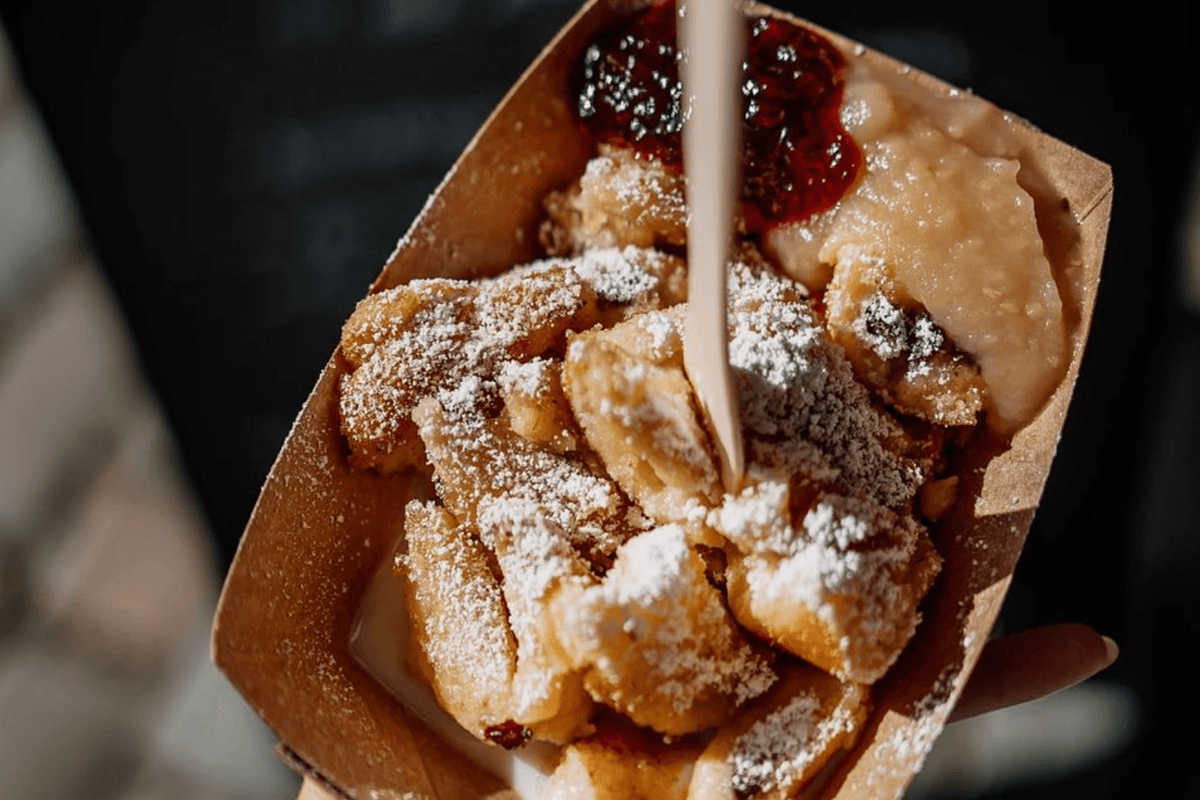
(0, 0), (1195, 797)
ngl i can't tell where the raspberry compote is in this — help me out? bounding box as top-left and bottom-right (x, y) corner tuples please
(577, 1), (862, 232)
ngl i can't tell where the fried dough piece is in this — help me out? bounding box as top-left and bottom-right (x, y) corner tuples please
(339, 279), (475, 367)
(339, 266), (592, 472)
(477, 263), (602, 360)
(542, 719), (701, 800)
(340, 248), (684, 473)
(548, 524), (775, 736)
(690, 663), (869, 800)
(541, 145), (688, 256)
(578, 304), (688, 367)
(339, 280), (476, 472)
(412, 378), (633, 561)
(497, 358), (580, 454)
(564, 312), (721, 524)
(413, 380), (647, 742)
(549, 245), (688, 328)
(398, 501), (519, 742)
(825, 261), (987, 427)
(726, 258), (928, 511)
(476, 497), (597, 744)
(721, 491), (941, 684)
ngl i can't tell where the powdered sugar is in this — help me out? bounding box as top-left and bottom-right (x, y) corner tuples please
(727, 260), (927, 509)
(477, 498), (592, 726)
(416, 380), (629, 559)
(708, 480), (793, 554)
(729, 686), (862, 797)
(339, 246), (682, 470)
(571, 246), (661, 303)
(555, 524), (776, 732)
(402, 501), (516, 728)
(497, 358), (552, 398)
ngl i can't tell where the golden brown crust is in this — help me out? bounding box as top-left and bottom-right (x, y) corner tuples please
(690, 664), (870, 800)
(722, 493), (942, 683)
(400, 501), (520, 739)
(543, 718), (702, 800)
(564, 314), (723, 523)
(339, 240), (947, 752)
(541, 145), (688, 256)
(548, 524), (776, 736)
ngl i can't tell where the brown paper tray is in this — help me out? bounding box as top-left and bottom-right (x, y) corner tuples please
(212, 1), (1113, 797)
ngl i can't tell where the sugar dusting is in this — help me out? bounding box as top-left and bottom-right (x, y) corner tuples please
(726, 260), (926, 509)
(563, 525), (776, 721)
(402, 502), (516, 719)
(340, 246), (682, 464)
(729, 689), (860, 797)
(343, 243), (944, 748)
(571, 246), (661, 303)
(497, 358), (551, 398)
(416, 377), (629, 559)
(477, 497), (593, 720)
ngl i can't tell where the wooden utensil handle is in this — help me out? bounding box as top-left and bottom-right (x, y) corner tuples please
(296, 776), (340, 800)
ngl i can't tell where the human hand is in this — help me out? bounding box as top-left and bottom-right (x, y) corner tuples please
(950, 623), (1119, 723)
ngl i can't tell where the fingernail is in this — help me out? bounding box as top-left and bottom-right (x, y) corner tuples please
(1101, 635), (1119, 664)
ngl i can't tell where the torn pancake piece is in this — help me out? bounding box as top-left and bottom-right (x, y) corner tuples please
(542, 719), (701, 800)
(476, 496), (597, 744)
(413, 377), (634, 563)
(689, 664), (869, 800)
(339, 246), (685, 473)
(718, 490), (941, 684)
(563, 309), (723, 525)
(541, 144), (689, 256)
(549, 524), (776, 737)
(726, 258), (929, 512)
(398, 500), (520, 743)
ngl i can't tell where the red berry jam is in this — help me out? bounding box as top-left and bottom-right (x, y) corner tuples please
(577, 2), (861, 231)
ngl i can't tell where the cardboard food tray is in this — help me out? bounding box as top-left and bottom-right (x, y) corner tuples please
(211, 1), (1113, 797)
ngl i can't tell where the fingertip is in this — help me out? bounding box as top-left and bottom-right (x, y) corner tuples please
(1100, 634), (1119, 666)
(950, 623), (1119, 723)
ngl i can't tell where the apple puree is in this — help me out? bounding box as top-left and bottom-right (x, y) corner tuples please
(771, 65), (1066, 431)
